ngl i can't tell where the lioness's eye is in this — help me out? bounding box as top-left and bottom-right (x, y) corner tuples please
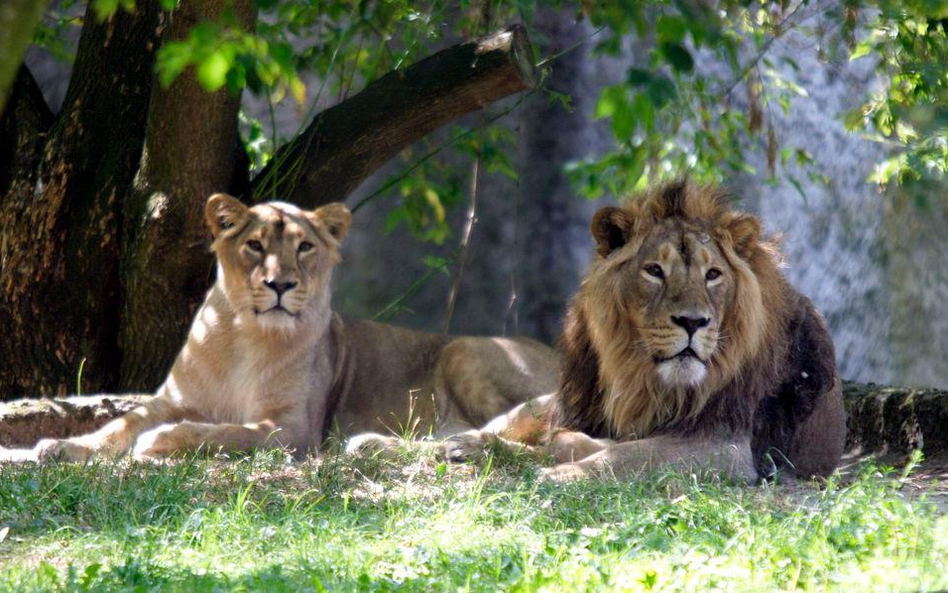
(706, 268), (722, 281)
(644, 264), (664, 279)
(298, 241), (314, 253)
(247, 240), (264, 252)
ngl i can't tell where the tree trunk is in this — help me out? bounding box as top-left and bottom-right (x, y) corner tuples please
(0, 0), (50, 116)
(517, 11), (599, 343)
(251, 25), (537, 207)
(0, 67), (53, 202)
(0, 3), (162, 398)
(119, 0), (256, 391)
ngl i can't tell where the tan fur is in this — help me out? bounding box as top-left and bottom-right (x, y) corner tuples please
(33, 195), (557, 462)
(582, 182), (782, 439)
(447, 180), (845, 482)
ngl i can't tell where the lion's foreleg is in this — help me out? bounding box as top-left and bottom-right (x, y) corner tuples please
(440, 394), (554, 461)
(542, 436), (757, 483)
(547, 429), (612, 464)
(35, 396), (187, 462)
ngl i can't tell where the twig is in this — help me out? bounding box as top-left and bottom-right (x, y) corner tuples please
(441, 135), (482, 334)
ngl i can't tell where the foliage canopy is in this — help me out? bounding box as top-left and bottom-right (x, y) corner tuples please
(37, 0), (948, 240)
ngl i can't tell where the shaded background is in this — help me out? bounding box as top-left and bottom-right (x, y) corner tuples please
(23, 7), (948, 390)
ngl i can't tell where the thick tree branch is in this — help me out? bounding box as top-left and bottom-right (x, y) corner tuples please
(251, 24), (537, 207)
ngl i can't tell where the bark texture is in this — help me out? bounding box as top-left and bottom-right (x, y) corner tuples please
(119, 0), (256, 390)
(517, 12), (599, 343)
(251, 24), (537, 207)
(0, 67), (53, 202)
(0, 3), (162, 398)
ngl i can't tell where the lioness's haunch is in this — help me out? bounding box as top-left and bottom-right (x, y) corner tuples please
(31, 194), (557, 461)
(445, 180), (846, 482)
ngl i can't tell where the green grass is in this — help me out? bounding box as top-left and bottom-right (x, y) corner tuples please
(0, 445), (945, 591)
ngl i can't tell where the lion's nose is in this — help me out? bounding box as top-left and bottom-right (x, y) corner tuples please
(670, 315), (709, 337)
(264, 280), (297, 296)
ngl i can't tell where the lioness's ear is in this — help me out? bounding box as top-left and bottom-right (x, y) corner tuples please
(311, 202), (352, 242)
(205, 193), (249, 237)
(725, 213), (760, 258)
(591, 206), (634, 257)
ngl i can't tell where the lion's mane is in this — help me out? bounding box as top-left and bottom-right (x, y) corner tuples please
(551, 180), (841, 476)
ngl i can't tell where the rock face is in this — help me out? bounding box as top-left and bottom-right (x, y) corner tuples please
(727, 31), (948, 390)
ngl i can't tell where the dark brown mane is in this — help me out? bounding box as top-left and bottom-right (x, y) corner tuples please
(550, 179), (845, 478)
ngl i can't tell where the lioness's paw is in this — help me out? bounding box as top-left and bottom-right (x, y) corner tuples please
(132, 424), (190, 460)
(439, 431), (489, 463)
(540, 462), (590, 483)
(35, 438), (95, 463)
(345, 433), (400, 457)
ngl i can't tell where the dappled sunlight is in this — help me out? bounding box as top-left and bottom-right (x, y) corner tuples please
(490, 338), (533, 376)
(1, 449), (947, 590)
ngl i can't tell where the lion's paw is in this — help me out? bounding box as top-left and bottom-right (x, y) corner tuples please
(539, 462), (590, 483)
(34, 438), (95, 463)
(439, 431), (489, 463)
(345, 433), (400, 458)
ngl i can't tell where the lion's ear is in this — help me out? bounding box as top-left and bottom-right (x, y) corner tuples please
(725, 213), (760, 258)
(205, 193), (249, 237)
(311, 202), (352, 242)
(591, 206), (634, 257)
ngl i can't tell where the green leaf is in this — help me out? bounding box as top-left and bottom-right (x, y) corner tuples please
(197, 51), (231, 91)
(849, 41), (874, 61)
(92, 0), (119, 20)
(660, 42), (694, 73)
(595, 85), (627, 120)
(647, 76), (677, 108)
(656, 15), (686, 43)
(626, 68), (652, 86)
(611, 98), (636, 139)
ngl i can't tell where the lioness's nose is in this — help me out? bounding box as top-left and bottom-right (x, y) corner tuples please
(264, 280), (297, 296)
(671, 315), (709, 336)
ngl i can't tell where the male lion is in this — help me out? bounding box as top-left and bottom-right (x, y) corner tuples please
(30, 194), (557, 461)
(443, 180), (845, 482)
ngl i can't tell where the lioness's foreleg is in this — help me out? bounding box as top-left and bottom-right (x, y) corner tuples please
(132, 419), (287, 459)
(35, 396), (189, 462)
(542, 436), (757, 483)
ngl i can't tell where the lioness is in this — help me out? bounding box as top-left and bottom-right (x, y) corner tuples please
(441, 180), (846, 482)
(31, 194), (557, 461)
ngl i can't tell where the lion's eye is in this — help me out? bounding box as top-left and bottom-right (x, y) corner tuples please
(298, 241), (314, 253)
(247, 240), (264, 253)
(644, 264), (664, 279)
(706, 268), (722, 281)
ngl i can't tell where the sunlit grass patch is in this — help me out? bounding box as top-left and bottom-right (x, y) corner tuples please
(0, 446), (945, 591)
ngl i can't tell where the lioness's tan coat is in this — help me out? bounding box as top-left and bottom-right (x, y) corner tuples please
(32, 195), (556, 461)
